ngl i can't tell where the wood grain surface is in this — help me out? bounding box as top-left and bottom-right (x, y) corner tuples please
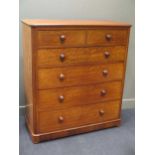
(38, 100), (120, 133)
(37, 46), (126, 67)
(37, 63), (124, 89)
(37, 81), (122, 109)
(37, 30), (86, 47)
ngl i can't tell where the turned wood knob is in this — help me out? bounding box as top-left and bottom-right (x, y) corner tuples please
(100, 90), (107, 96)
(59, 95), (64, 102)
(99, 110), (105, 116)
(58, 116), (64, 123)
(59, 73), (65, 81)
(60, 35), (66, 43)
(104, 51), (110, 58)
(60, 53), (65, 61)
(102, 69), (108, 76)
(105, 34), (112, 40)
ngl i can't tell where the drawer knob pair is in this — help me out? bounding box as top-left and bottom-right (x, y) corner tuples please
(58, 116), (64, 123)
(59, 95), (64, 102)
(105, 34), (112, 41)
(102, 69), (108, 76)
(59, 73), (65, 81)
(100, 90), (107, 96)
(99, 110), (105, 116)
(60, 35), (66, 43)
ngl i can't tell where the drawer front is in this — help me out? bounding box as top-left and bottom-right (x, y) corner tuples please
(87, 29), (128, 46)
(38, 100), (120, 133)
(37, 46), (126, 67)
(37, 63), (124, 89)
(38, 81), (122, 109)
(37, 30), (86, 47)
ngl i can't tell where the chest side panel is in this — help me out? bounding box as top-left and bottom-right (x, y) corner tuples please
(23, 24), (34, 131)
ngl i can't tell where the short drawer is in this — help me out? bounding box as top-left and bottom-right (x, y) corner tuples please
(87, 29), (128, 46)
(38, 100), (120, 133)
(37, 30), (86, 47)
(38, 81), (122, 109)
(37, 63), (124, 89)
(37, 46), (126, 67)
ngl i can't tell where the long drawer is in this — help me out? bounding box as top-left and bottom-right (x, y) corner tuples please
(37, 63), (124, 89)
(38, 100), (120, 133)
(37, 46), (126, 67)
(37, 81), (122, 109)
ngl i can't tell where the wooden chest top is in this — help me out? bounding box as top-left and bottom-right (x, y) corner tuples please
(22, 19), (131, 27)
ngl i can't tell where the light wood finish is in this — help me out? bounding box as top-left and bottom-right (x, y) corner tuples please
(37, 30), (86, 48)
(37, 63), (124, 89)
(37, 46), (126, 67)
(22, 24), (35, 132)
(38, 100), (120, 133)
(22, 20), (131, 143)
(37, 81), (122, 109)
(22, 19), (131, 27)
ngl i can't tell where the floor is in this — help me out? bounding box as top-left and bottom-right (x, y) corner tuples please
(19, 109), (135, 155)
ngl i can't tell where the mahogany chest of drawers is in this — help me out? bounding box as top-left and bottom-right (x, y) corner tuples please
(22, 20), (131, 143)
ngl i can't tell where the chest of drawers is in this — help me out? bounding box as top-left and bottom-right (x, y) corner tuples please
(22, 20), (131, 143)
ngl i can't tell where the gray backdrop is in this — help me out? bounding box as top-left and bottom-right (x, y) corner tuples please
(19, 0), (135, 107)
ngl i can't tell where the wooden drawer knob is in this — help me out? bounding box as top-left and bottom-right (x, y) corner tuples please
(58, 116), (64, 123)
(102, 69), (108, 76)
(60, 35), (66, 43)
(100, 90), (107, 96)
(105, 34), (112, 40)
(104, 51), (110, 58)
(99, 110), (105, 116)
(60, 53), (65, 62)
(59, 73), (65, 81)
(59, 95), (64, 102)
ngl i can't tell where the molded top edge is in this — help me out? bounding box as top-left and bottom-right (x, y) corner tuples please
(22, 19), (131, 27)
